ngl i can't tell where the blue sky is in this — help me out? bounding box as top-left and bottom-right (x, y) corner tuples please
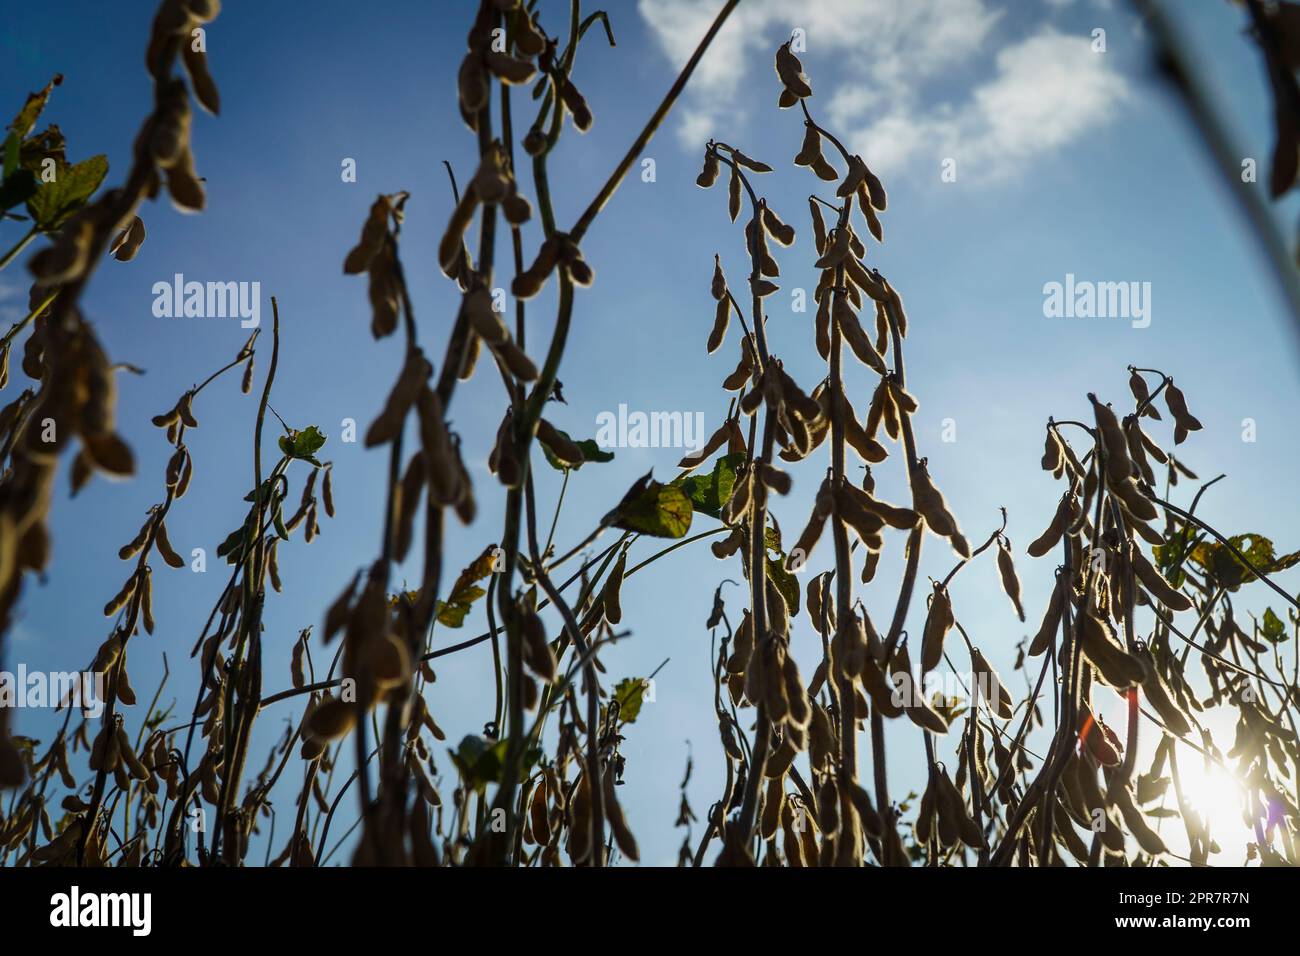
(2, 0), (1298, 865)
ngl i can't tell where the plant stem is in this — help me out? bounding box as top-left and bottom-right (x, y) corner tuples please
(0, 225), (38, 272)
(826, 210), (860, 854)
(570, 0), (741, 244)
(545, 469), (569, 556)
(1, 288), (57, 347)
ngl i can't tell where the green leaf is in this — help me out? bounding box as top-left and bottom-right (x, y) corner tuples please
(216, 522), (253, 565)
(450, 735), (509, 791)
(1261, 607), (1287, 643)
(25, 153), (108, 230)
(2, 133), (18, 179)
(764, 524), (783, 553)
(608, 677), (649, 725)
(221, 480), (286, 564)
(448, 549), (496, 591)
(243, 477), (282, 505)
(539, 427), (614, 471)
(19, 125), (66, 172)
(449, 735), (539, 790)
(933, 696), (966, 724)
(1266, 546), (1300, 574)
(1153, 527), (1199, 589)
(9, 75), (62, 140)
(1189, 533), (1300, 591)
(672, 452), (743, 519)
(605, 472), (692, 539)
(0, 166), (36, 213)
(436, 586), (485, 627)
(278, 425), (327, 465)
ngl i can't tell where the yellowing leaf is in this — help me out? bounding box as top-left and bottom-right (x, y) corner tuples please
(435, 544), (499, 628)
(9, 74), (62, 140)
(609, 677), (648, 724)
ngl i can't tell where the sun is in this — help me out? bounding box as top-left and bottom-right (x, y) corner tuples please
(1178, 757), (1247, 826)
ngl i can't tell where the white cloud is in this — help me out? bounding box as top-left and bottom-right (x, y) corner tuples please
(846, 109), (938, 177)
(676, 107), (719, 152)
(639, 1), (1127, 181)
(848, 30), (1128, 180)
(637, 0), (1001, 147)
(826, 86), (881, 132)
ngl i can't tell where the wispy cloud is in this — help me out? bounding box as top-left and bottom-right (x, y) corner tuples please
(639, 0), (1000, 147)
(844, 30), (1129, 180)
(638, 0), (1127, 181)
